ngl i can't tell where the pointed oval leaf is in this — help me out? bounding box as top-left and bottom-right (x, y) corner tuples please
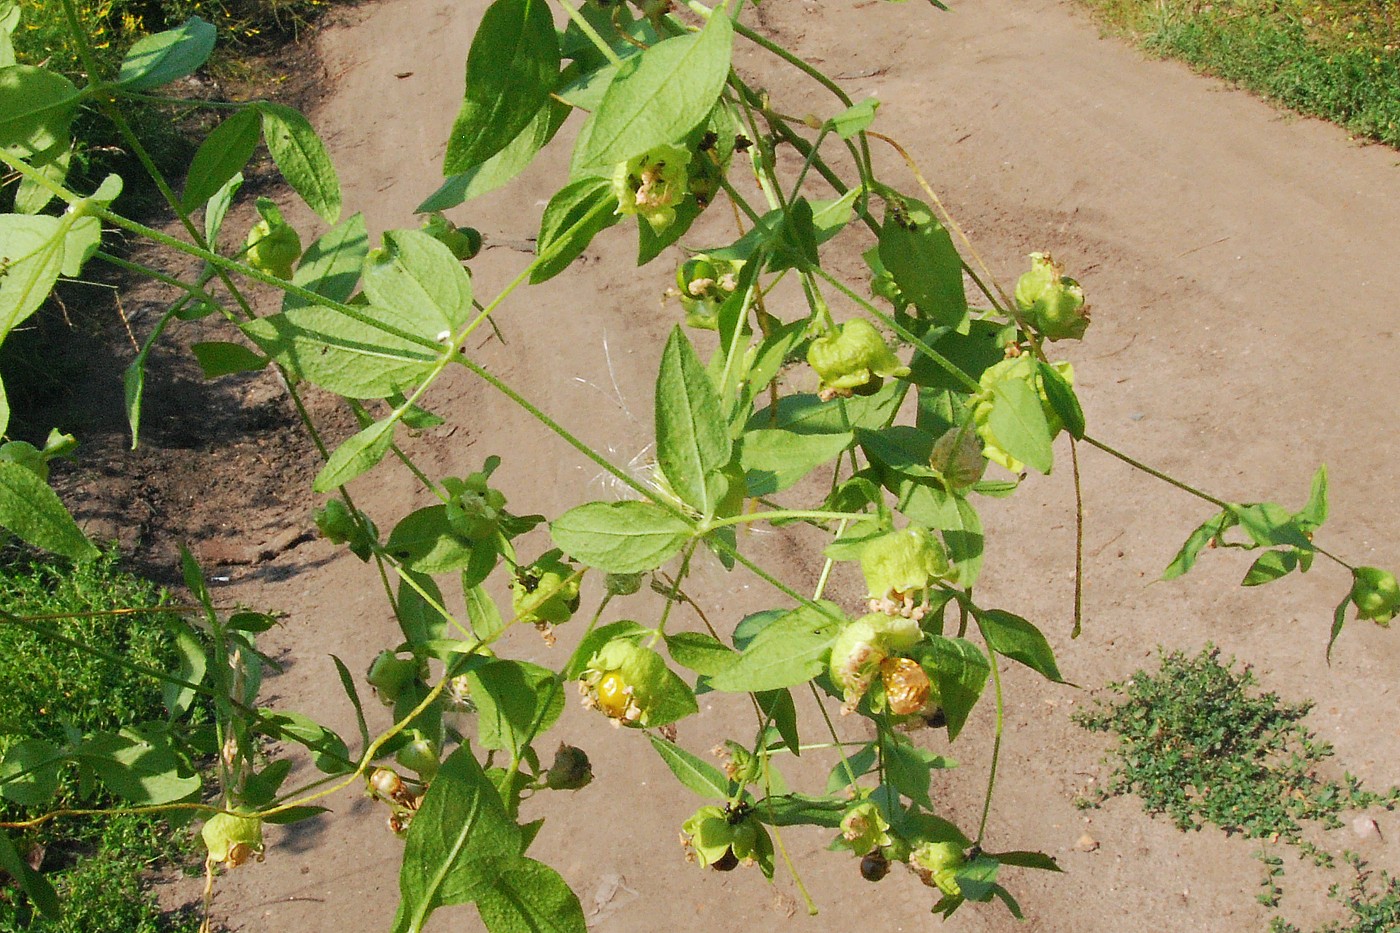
(0, 461), (98, 560)
(117, 16), (217, 91)
(181, 107), (261, 212)
(420, 99), (568, 211)
(530, 177), (622, 284)
(877, 197), (966, 327)
(550, 500), (691, 573)
(976, 609), (1068, 684)
(363, 228), (472, 330)
(443, 0), (560, 175)
(987, 378), (1053, 474)
(282, 213), (369, 312)
(314, 418), (397, 491)
(656, 327), (731, 516)
(475, 857), (586, 933)
(257, 102), (342, 222)
(648, 735), (730, 799)
(571, 11), (733, 175)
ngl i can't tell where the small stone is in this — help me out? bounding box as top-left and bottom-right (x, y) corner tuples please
(1074, 833), (1100, 852)
(1352, 817), (1381, 840)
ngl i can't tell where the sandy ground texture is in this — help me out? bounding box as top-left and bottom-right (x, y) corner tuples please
(72, 0), (1400, 929)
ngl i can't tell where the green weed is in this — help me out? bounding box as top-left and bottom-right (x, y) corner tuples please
(1076, 0), (1400, 148)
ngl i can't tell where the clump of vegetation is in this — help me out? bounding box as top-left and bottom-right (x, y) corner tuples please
(0, 549), (205, 933)
(1076, 0), (1400, 148)
(1076, 646), (1400, 930)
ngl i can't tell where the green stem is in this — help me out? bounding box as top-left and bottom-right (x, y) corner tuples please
(556, 0), (626, 67)
(1080, 434), (1229, 509)
(706, 509), (866, 530)
(974, 643), (1004, 845)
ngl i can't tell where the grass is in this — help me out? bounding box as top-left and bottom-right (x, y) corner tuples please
(1075, 646), (1400, 931)
(1075, 0), (1400, 148)
(0, 549), (207, 933)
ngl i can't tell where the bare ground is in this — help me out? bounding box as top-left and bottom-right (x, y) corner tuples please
(51, 0), (1400, 929)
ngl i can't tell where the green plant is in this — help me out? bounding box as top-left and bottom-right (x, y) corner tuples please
(0, 0), (1396, 930)
(1077, 646), (1400, 928)
(0, 549), (206, 932)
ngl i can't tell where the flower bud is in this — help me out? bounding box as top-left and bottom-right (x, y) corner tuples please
(909, 840), (965, 896)
(860, 526), (953, 608)
(605, 572), (644, 596)
(202, 811), (265, 868)
(394, 730), (440, 781)
(929, 427), (986, 490)
(367, 651), (421, 706)
(245, 199), (301, 279)
(444, 473), (507, 541)
(577, 638), (684, 728)
(838, 801), (892, 856)
(614, 144), (690, 232)
(369, 768), (404, 799)
(420, 212), (482, 260)
(545, 743), (593, 790)
(1351, 567), (1400, 624)
(807, 319), (910, 401)
(674, 255), (743, 330)
(512, 551), (581, 627)
(681, 804), (773, 875)
(1015, 252), (1089, 341)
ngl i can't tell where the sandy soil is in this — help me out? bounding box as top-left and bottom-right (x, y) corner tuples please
(62, 0), (1400, 929)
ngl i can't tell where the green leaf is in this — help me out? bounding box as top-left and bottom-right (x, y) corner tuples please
(571, 11), (733, 175)
(757, 688), (800, 755)
(748, 382), (902, 435)
(753, 793), (846, 828)
(191, 341), (268, 378)
(829, 97), (878, 138)
(0, 829), (58, 920)
(664, 631), (737, 677)
(633, 648), (700, 727)
(282, 213), (369, 312)
(1299, 464), (1328, 530)
(656, 327), (732, 516)
(397, 571), (448, 643)
(467, 660), (564, 756)
(550, 500), (692, 573)
(0, 65), (78, 163)
(1162, 510), (1233, 580)
(707, 605), (842, 693)
(0, 214), (66, 343)
(385, 506), (476, 574)
(987, 378), (1054, 474)
(0, 737), (63, 806)
(857, 425), (938, 479)
(741, 428), (850, 497)
(474, 857), (585, 933)
(257, 711), (350, 774)
(465, 584), (505, 643)
(909, 320), (1010, 393)
(1037, 360), (1084, 439)
(1230, 502), (1315, 551)
(989, 850), (1062, 872)
(118, 16), (216, 90)
(883, 732), (953, 808)
(363, 228), (473, 330)
(0, 377), (8, 437)
(648, 735), (730, 799)
(393, 746), (522, 933)
(443, 0), (559, 175)
(313, 418), (397, 492)
(877, 197), (966, 327)
(826, 743), (877, 793)
(977, 609), (1068, 684)
(1242, 549), (1299, 586)
(705, 188), (862, 271)
(256, 102), (341, 222)
(1328, 590), (1350, 661)
(181, 107), (260, 212)
(262, 805), (331, 826)
(13, 140), (69, 214)
(0, 461), (98, 559)
(420, 99), (567, 211)
(530, 177), (621, 284)
(204, 171), (243, 246)
(162, 620), (207, 719)
(76, 729), (200, 804)
(921, 636), (989, 741)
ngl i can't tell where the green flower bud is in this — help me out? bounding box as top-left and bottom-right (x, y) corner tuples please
(443, 473), (507, 541)
(394, 730), (440, 781)
(973, 356), (1075, 472)
(929, 427), (986, 490)
(614, 143), (690, 232)
(1015, 252), (1089, 341)
(681, 804), (773, 875)
(245, 199), (301, 279)
(314, 500), (377, 560)
(675, 255), (743, 330)
(807, 319), (910, 400)
(909, 840), (965, 896)
(838, 801), (892, 856)
(202, 811), (264, 868)
(367, 651), (421, 706)
(1351, 567), (1400, 624)
(513, 550), (581, 626)
(605, 572), (644, 596)
(860, 526), (953, 603)
(420, 212), (482, 260)
(545, 743), (593, 790)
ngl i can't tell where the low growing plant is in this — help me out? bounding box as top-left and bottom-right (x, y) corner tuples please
(0, 0), (1396, 929)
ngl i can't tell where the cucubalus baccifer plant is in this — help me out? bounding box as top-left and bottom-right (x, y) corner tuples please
(0, 0), (1396, 928)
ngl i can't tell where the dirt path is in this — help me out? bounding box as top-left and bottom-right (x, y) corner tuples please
(174, 0), (1400, 929)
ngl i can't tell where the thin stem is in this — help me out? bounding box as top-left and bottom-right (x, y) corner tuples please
(1070, 437), (1084, 639)
(1080, 434), (1229, 509)
(974, 644), (1004, 845)
(556, 0), (626, 67)
(706, 509), (867, 530)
